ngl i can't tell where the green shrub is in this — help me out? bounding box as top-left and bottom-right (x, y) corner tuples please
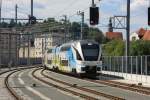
(103, 39), (125, 56)
(102, 40), (150, 56)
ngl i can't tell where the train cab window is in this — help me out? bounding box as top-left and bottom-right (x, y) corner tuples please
(81, 43), (99, 61)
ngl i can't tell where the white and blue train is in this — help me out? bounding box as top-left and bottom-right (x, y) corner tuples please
(44, 40), (102, 76)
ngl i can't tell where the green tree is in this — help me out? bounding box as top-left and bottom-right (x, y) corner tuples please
(103, 39), (125, 56)
(70, 22), (81, 39)
(9, 19), (16, 28)
(0, 22), (9, 28)
(88, 27), (105, 43)
(130, 40), (150, 56)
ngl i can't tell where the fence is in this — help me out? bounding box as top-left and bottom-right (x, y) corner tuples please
(102, 56), (150, 83)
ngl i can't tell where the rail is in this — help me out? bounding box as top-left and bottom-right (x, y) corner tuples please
(40, 69), (125, 100)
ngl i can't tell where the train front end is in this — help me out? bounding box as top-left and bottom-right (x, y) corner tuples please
(73, 40), (102, 76)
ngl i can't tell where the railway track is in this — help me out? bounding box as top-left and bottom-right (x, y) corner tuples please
(32, 68), (99, 100)
(87, 79), (150, 95)
(67, 70), (150, 95)
(1, 66), (36, 100)
(45, 68), (150, 97)
(5, 70), (23, 100)
(35, 69), (125, 100)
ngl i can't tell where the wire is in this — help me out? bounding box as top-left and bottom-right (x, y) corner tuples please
(53, 0), (80, 18)
(54, 0), (101, 21)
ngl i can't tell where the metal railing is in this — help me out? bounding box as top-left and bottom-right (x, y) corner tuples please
(103, 56), (150, 75)
(102, 56), (150, 83)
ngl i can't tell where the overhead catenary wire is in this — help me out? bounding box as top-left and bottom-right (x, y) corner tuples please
(55, 0), (101, 21)
(53, 0), (81, 18)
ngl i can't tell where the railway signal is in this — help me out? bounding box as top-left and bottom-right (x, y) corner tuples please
(148, 7), (150, 26)
(90, 0), (99, 25)
(90, 7), (99, 25)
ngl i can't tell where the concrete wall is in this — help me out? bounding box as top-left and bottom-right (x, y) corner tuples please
(102, 71), (150, 84)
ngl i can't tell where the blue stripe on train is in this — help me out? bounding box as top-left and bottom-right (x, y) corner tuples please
(66, 48), (76, 69)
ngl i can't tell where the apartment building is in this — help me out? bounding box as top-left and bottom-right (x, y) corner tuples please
(0, 28), (20, 66)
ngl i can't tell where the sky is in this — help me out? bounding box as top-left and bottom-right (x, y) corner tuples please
(1, 0), (150, 38)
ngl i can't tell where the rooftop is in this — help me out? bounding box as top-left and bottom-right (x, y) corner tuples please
(106, 32), (123, 40)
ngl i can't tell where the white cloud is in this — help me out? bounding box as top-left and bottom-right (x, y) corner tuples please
(131, 0), (148, 11)
(1, 0), (149, 36)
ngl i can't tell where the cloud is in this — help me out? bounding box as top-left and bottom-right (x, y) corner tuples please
(1, 0), (149, 36)
(131, 0), (148, 11)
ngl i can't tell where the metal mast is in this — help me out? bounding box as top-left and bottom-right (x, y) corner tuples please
(15, 4), (18, 24)
(126, 0), (130, 57)
(31, 0), (33, 17)
(0, 0), (2, 24)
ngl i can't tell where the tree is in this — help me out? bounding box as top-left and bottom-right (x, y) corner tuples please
(9, 19), (16, 28)
(103, 40), (150, 56)
(88, 27), (105, 43)
(130, 40), (150, 56)
(0, 22), (9, 28)
(103, 39), (125, 56)
(70, 22), (81, 39)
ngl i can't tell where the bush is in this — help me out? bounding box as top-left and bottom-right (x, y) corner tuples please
(102, 39), (125, 56)
(130, 40), (150, 56)
(103, 40), (150, 56)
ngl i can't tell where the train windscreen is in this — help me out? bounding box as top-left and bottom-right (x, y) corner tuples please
(81, 43), (99, 61)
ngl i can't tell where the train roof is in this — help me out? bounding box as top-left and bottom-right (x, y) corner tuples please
(60, 40), (98, 47)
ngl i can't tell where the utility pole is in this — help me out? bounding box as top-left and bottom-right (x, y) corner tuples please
(8, 34), (12, 68)
(92, 0), (96, 7)
(126, 0), (130, 73)
(0, 0), (2, 25)
(42, 38), (44, 65)
(28, 34), (30, 65)
(31, 0), (33, 17)
(15, 4), (18, 24)
(63, 15), (67, 42)
(126, 0), (130, 57)
(77, 11), (84, 40)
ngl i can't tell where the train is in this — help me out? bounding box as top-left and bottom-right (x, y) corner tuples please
(44, 40), (102, 77)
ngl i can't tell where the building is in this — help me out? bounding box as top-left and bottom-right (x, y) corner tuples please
(106, 32), (123, 40)
(130, 32), (139, 41)
(18, 32), (65, 65)
(0, 27), (66, 66)
(142, 30), (150, 40)
(137, 28), (147, 39)
(137, 28), (150, 40)
(0, 28), (20, 66)
(130, 28), (150, 41)
(34, 34), (53, 58)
